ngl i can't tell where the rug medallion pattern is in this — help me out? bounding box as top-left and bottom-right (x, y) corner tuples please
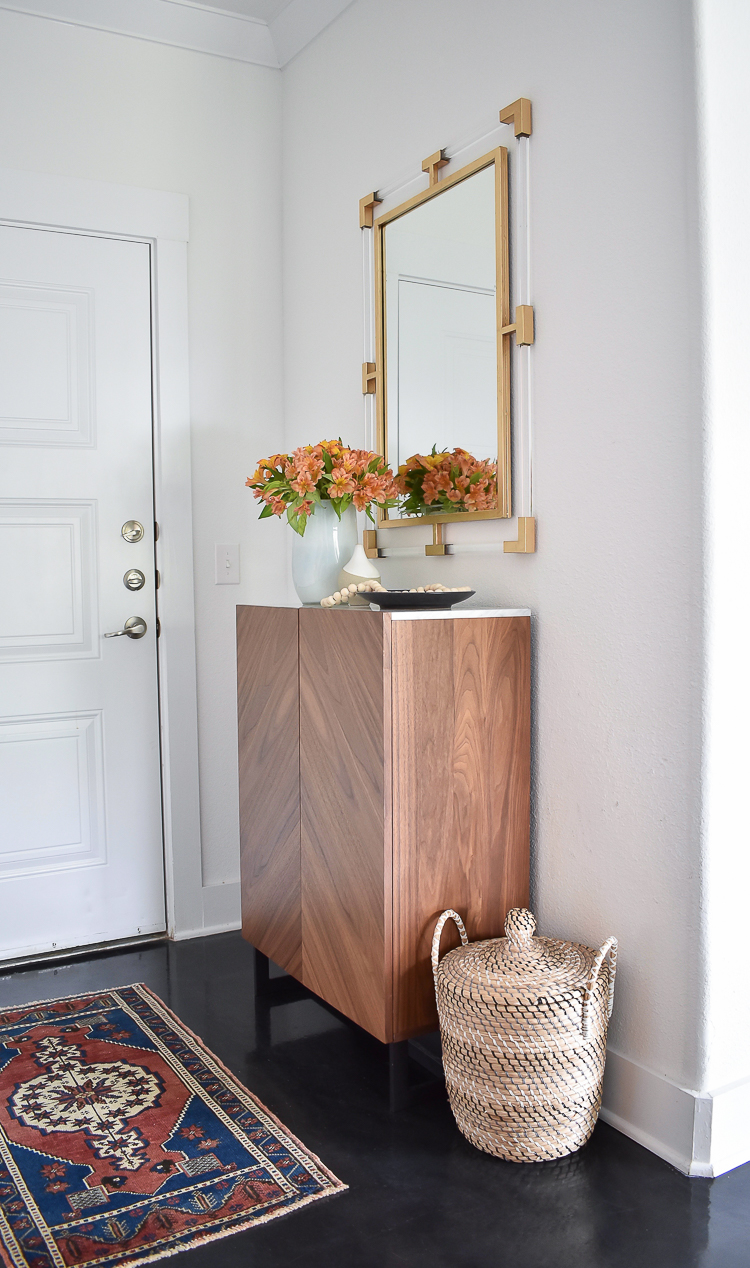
(0, 984), (345, 1267)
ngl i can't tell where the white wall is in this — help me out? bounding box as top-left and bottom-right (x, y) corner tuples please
(0, 8), (287, 931)
(280, 0), (721, 1169)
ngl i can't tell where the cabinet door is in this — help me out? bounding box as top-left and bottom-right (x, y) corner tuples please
(238, 606), (301, 976)
(299, 609), (392, 1042)
(391, 615), (530, 1039)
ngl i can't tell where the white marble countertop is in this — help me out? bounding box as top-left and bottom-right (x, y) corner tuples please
(385, 608), (530, 620)
(238, 604), (531, 618)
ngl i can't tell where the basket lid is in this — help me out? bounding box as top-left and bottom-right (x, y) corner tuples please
(439, 908), (598, 1003)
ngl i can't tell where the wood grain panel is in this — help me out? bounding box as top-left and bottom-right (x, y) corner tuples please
(391, 615), (530, 1039)
(237, 606), (301, 977)
(299, 609), (391, 1042)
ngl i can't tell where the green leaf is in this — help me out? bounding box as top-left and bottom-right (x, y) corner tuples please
(287, 507), (306, 536)
(258, 504), (275, 519)
(323, 449), (334, 474)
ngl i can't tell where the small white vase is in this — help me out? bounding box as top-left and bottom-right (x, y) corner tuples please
(292, 502), (358, 605)
(338, 543), (381, 607)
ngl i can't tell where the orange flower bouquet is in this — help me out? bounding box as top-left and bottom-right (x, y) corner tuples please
(395, 447), (498, 516)
(246, 439), (399, 536)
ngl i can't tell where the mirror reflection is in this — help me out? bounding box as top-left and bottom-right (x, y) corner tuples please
(383, 163), (498, 501)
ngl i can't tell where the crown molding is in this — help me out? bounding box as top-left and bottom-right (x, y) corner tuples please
(269, 0), (351, 66)
(0, 0), (354, 67)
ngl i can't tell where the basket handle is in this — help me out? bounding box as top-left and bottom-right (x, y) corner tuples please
(431, 909), (469, 986)
(581, 937), (618, 1039)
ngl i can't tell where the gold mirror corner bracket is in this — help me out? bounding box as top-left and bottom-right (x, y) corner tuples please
(425, 523), (448, 556)
(359, 192), (382, 229)
(422, 150), (449, 187)
(499, 98), (532, 137)
(363, 528), (380, 559)
(362, 362), (377, 394)
(501, 304), (535, 346)
(503, 517), (536, 554)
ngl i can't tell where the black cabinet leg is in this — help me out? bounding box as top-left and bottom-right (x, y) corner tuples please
(253, 947), (270, 998)
(388, 1040), (410, 1113)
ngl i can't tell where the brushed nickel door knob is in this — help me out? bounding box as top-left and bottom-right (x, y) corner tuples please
(122, 520), (144, 543)
(104, 616), (147, 639)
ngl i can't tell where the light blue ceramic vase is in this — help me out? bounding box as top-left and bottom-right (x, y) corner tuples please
(291, 502), (357, 605)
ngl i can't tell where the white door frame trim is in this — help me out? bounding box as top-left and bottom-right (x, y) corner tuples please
(0, 165), (203, 940)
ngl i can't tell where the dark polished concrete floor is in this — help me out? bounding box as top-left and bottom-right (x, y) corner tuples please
(2, 931), (749, 1268)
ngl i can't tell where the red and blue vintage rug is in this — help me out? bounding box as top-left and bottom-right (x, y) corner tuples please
(0, 984), (346, 1267)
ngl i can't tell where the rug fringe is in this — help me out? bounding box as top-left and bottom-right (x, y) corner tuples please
(90, 1186), (347, 1268)
(0, 982), (144, 1017)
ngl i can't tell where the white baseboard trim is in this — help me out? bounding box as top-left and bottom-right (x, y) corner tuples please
(201, 880), (241, 932)
(601, 1048), (698, 1175)
(170, 882), (241, 940)
(707, 1073), (750, 1177)
(602, 1046), (750, 1177)
(194, 919), (243, 938)
(599, 1106), (690, 1175)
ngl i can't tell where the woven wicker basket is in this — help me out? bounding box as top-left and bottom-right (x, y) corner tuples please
(432, 907), (617, 1163)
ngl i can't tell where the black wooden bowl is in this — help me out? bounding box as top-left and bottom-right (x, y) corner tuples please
(364, 589), (475, 611)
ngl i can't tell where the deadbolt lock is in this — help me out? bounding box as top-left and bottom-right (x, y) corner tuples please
(122, 520), (145, 543)
(123, 569), (146, 591)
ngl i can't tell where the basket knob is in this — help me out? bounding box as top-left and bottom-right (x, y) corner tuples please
(505, 908), (536, 949)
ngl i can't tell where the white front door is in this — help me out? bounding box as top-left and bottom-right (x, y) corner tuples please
(0, 225), (166, 958)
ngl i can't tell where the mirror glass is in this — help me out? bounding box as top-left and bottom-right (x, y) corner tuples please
(383, 163), (497, 486)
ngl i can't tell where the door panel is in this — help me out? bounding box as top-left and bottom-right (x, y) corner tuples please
(0, 501), (97, 659)
(237, 606), (302, 978)
(390, 616), (531, 1038)
(0, 712), (105, 877)
(299, 609), (390, 1044)
(0, 226), (165, 958)
(0, 282), (93, 445)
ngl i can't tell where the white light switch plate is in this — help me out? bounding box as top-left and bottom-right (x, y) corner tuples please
(215, 543), (240, 584)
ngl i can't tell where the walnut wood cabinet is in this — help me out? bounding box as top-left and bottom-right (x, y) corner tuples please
(237, 606), (530, 1045)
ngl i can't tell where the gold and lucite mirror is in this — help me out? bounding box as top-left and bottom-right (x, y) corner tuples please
(374, 147), (510, 526)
